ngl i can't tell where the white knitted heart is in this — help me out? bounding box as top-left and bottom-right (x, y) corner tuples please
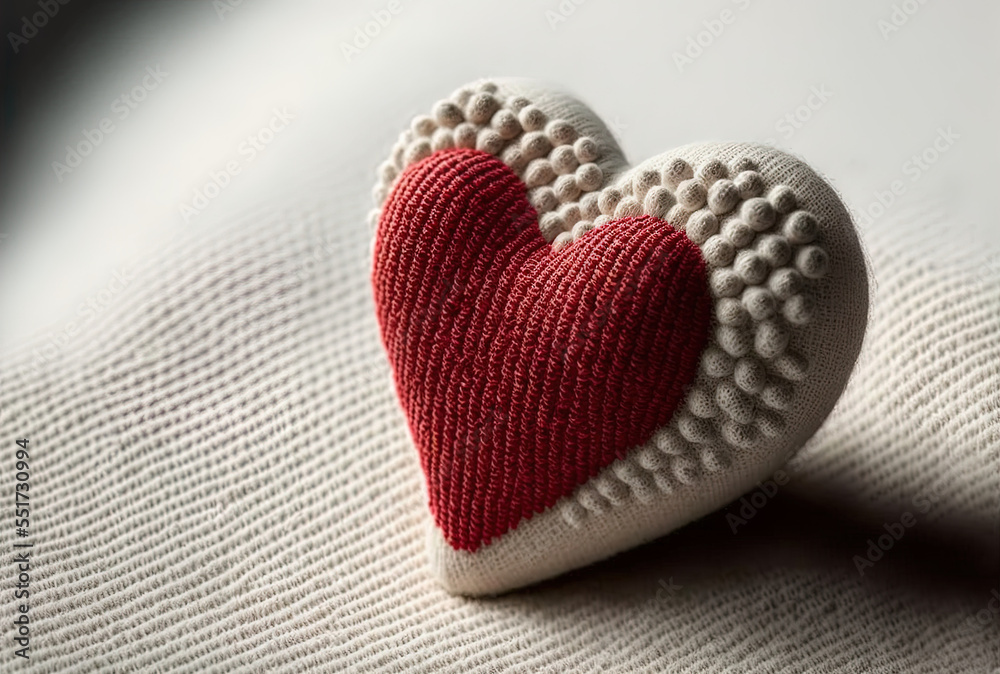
(370, 78), (869, 595)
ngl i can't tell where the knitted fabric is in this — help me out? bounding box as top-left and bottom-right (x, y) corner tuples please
(787, 206), (1000, 569)
(0, 132), (995, 673)
(0, 54), (996, 671)
(371, 79), (870, 595)
(373, 148), (711, 551)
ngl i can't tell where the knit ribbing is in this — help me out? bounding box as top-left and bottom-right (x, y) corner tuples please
(373, 148), (712, 551)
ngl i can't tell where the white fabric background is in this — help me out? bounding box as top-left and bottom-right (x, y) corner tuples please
(1, 1), (997, 671)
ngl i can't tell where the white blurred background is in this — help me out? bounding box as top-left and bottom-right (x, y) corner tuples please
(1, 0), (997, 350)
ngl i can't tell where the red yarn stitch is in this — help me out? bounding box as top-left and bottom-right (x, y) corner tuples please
(373, 148), (712, 552)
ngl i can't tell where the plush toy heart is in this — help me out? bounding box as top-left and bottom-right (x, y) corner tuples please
(369, 79), (868, 595)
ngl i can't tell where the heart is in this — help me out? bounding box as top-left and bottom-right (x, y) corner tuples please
(374, 147), (713, 552)
(369, 78), (868, 595)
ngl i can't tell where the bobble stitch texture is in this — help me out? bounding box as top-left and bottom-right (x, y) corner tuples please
(433, 100), (464, 127)
(476, 129), (504, 155)
(454, 124), (477, 149)
(576, 164), (603, 192)
(716, 383), (756, 424)
(615, 196), (643, 219)
(708, 179), (741, 215)
(594, 476), (630, 506)
(717, 297), (749, 326)
(466, 93), (499, 124)
(676, 179), (708, 209)
(742, 286), (777, 321)
(529, 186), (558, 214)
(507, 96), (531, 112)
(518, 104), (547, 131)
(653, 428), (688, 455)
(554, 174), (581, 203)
(717, 325), (753, 358)
(768, 268), (803, 300)
(686, 210), (719, 244)
(774, 352), (809, 381)
(559, 203), (582, 227)
(431, 129), (455, 152)
(710, 268), (744, 297)
(784, 211), (819, 244)
(491, 109), (521, 139)
(700, 448), (730, 473)
(551, 231), (575, 251)
(411, 115), (436, 137)
(703, 236), (736, 267)
(550, 145), (579, 174)
(598, 188), (623, 216)
(637, 446), (669, 471)
(501, 145), (527, 172)
(580, 192), (601, 220)
(687, 388), (719, 418)
(672, 456), (700, 485)
(571, 219), (594, 240)
(734, 250), (769, 285)
(546, 120), (578, 146)
(576, 486), (608, 514)
(525, 159), (556, 188)
(768, 185), (797, 214)
(741, 198), (776, 231)
(734, 170), (764, 199)
(756, 234), (792, 267)
(696, 159), (728, 186)
(734, 357), (766, 394)
(663, 158), (694, 190)
(721, 219), (754, 248)
(796, 246), (830, 279)
(521, 131), (552, 161)
(762, 381), (793, 410)
(370, 90), (832, 524)
(644, 186), (674, 219)
(783, 294), (815, 326)
(539, 212), (566, 242)
(702, 347), (735, 378)
(574, 137), (600, 163)
(755, 320), (789, 359)
(633, 170), (661, 201)
(559, 501), (587, 528)
(678, 415), (715, 444)
(721, 421), (759, 449)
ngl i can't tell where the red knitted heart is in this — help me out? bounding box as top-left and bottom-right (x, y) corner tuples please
(373, 148), (712, 552)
